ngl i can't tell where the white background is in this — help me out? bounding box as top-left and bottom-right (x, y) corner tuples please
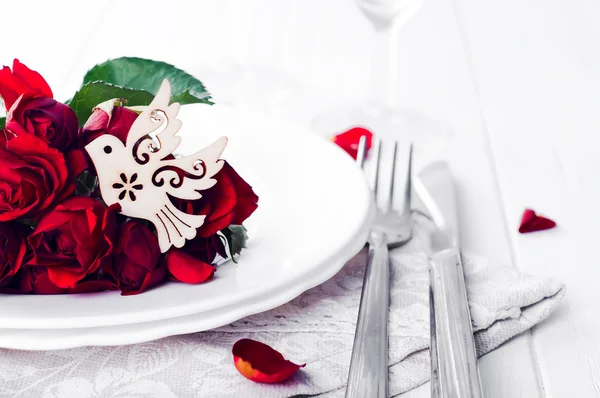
(2, 0), (599, 396)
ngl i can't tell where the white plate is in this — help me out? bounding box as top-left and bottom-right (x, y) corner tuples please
(0, 104), (372, 331)
(0, 247), (362, 350)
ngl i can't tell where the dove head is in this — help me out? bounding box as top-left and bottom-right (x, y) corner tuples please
(85, 134), (127, 173)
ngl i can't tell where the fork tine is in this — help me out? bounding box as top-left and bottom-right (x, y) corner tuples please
(386, 141), (398, 211)
(402, 143), (413, 216)
(356, 135), (367, 168)
(373, 138), (382, 203)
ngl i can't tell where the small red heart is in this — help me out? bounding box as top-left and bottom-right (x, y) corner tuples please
(518, 209), (556, 233)
(331, 127), (373, 160)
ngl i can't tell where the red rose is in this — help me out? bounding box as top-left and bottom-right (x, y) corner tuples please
(176, 162), (258, 237)
(26, 197), (119, 289)
(0, 223), (28, 287)
(18, 266), (116, 295)
(111, 220), (165, 295)
(81, 105), (139, 145)
(0, 59), (53, 111)
(6, 95), (79, 151)
(0, 132), (75, 221)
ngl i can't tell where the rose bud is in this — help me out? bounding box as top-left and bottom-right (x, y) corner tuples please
(112, 220), (166, 295)
(0, 59), (53, 111)
(0, 132), (75, 221)
(232, 339), (306, 383)
(0, 223), (29, 288)
(6, 95), (79, 152)
(26, 197), (119, 289)
(81, 103), (140, 146)
(175, 162), (259, 238)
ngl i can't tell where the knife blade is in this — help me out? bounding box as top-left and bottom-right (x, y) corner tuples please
(415, 161), (483, 398)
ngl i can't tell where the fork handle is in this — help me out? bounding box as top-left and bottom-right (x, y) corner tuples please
(345, 234), (389, 398)
(429, 248), (483, 398)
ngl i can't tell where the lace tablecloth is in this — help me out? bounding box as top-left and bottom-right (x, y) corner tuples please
(0, 244), (565, 398)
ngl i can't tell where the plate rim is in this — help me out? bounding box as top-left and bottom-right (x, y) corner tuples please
(0, 205), (372, 350)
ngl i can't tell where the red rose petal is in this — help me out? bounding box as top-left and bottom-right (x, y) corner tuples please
(12, 59), (53, 99)
(82, 106), (140, 146)
(68, 280), (117, 294)
(65, 149), (88, 180)
(47, 267), (87, 289)
(0, 60), (53, 110)
(112, 220), (165, 296)
(232, 339), (305, 384)
(165, 248), (215, 284)
(18, 266), (117, 295)
(19, 266), (67, 294)
(0, 68), (22, 110)
(120, 267), (166, 296)
(519, 208), (557, 233)
(331, 127), (373, 160)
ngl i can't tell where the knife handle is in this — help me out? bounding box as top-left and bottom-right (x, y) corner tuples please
(345, 236), (389, 398)
(429, 248), (483, 398)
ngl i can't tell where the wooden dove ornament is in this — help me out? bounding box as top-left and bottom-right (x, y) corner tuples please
(85, 79), (228, 253)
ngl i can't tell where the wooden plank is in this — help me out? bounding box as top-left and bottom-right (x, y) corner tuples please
(452, 0), (600, 396)
(388, 0), (544, 395)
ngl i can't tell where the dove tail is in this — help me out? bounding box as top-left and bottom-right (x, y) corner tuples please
(154, 203), (206, 253)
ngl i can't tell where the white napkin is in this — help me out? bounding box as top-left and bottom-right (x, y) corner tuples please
(0, 244), (564, 398)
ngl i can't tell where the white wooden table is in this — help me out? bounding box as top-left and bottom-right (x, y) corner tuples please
(2, 0), (597, 396)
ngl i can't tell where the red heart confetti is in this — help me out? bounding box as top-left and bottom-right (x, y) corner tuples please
(518, 208), (557, 233)
(232, 338), (305, 383)
(331, 127), (373, 160)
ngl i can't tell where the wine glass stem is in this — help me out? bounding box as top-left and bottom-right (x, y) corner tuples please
(368, 25), (397, 110)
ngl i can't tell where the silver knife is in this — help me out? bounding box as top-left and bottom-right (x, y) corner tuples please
(415, 161), (484, 398)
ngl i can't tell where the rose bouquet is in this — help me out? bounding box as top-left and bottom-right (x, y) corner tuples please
(0, 58), (258, 296)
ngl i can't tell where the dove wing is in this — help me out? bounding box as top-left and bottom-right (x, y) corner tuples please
(151, 136), (228, 200)
(126, 79), (183, 165)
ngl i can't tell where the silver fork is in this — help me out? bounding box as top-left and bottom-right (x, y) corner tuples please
(345, 137), (414, 398)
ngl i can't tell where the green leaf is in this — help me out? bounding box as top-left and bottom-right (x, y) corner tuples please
(15, 218), (37, 229)
(222, 225), (248, 263)
(0, 117), (5, 129)
(70, 81), (155, 126)
(81, 57), (213, 106)
(75, 170), (98, 197)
